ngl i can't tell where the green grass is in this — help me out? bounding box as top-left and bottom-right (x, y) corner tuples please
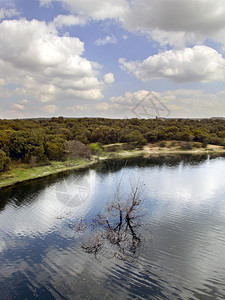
(0, 158), (96, 189)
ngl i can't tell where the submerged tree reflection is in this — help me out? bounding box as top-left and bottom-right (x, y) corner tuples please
(81, 178), (145, 261)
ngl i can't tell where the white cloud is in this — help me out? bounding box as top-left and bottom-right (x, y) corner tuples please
(0, 8), (19, 20)
(0, 78), (6, 85)
(40, 0), (225, 48)
(39, 0), (52, 6)
(56, 88), (225, 118)
(119, 46), (225, 83)
(8, 99), (29, 116)
(5, 97), (30, 118)
(103, 73), (115, 84)
(122, 0), (225, 47)
(95, 102), (109, 111)
(0, 86), (11, 98)
(68, 102), (110, 113)
(110, 89), (225, 118)
(110, 90), (149, 105)
(40, 0), (129, 21)
(0, 18), (105, 107)
(42, 104), (59, 114)
(94, 35), (117, 46)
(119, 58), (139, 73)
(68, 104), (89, 112)
(52, 14), (85, 28)
(21, 99), (29, 104)
(11, 103), (25, 111)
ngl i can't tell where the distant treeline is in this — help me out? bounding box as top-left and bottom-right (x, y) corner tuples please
(1, 117), (225, 172)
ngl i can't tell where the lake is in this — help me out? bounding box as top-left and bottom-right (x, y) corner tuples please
(0, 154), (225, 299)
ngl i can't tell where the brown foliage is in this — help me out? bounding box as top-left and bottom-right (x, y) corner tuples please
(64, 140), (91, 159)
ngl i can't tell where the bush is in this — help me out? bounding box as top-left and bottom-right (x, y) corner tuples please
(193, 142), (201, 148)
(122, 143), (136, 150)
(89, 143), (103, 155)
(169, 141), (177, 147)
(180, 141), (192, 150)
(0, 150), (11, 172)
(202, 139), (208, 148)
(159, 141), (167, 148)
(104, 145), (121, 152)
(64, 140), (91, 159)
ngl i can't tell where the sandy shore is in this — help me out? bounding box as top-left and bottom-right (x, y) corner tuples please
(143, 143), (225, 155)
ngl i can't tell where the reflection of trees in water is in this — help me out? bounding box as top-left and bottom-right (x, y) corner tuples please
(0, 190), (8, 212)
(81, 179), (146, 261)
(0, 181), (44, 212)
(0, 169), (89, 211)
(1, 153), (221, 212)
(94, 153), (217, 175)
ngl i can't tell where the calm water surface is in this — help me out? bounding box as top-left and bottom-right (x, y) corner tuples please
(1, 154), (225, 299)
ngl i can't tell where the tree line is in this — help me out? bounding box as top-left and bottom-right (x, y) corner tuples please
(1, 117), (225, 172)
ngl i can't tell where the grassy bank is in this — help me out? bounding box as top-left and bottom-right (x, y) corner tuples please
(0, 159), (97, 189)
(1, 142), (225, 190)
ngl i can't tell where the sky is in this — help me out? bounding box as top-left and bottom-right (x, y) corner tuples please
(0, 0), (225, 119)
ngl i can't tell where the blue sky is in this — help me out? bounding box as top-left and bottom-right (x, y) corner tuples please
(0, 0), (225, 119)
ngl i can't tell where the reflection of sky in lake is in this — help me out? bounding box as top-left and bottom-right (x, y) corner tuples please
(0, 170), (99, 238)
(0, 155), (225, 299)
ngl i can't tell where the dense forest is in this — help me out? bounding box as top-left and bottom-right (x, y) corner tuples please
(1, 117), (225, 173)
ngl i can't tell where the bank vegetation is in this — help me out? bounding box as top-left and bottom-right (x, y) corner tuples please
(1, 117), (225, 188)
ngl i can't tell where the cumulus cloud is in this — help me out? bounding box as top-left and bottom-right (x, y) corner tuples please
(0, 86), (11, 98)
(119, 46), (225, 83)
(40, 0), (129, 21)
(95, 102), (109, 111)
(110, 89), (225, 118)
(68, 102), (110, 114)
(8, 99), (29, 115)
(103, 73), (115, 84)
(64, 88), (225, 118)
(40, 0), (225, 48)
(122, 0), (225, 47)
(42, 104), (59, 114)
(111, 90), (149, 105)
(52, 14), (85, 28)
(94, 35), (117, 46)
(21, 99), (29, 104)
(4, 97), (30, 118)
(0, 8), (19, 20)
(11, 103), (25, 111)
(0, 18), (104, 108)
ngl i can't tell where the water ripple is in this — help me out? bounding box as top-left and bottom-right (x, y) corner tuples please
(1, 156), (225, 299)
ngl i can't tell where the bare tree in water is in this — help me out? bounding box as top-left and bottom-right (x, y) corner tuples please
(81, 178), (145, 260)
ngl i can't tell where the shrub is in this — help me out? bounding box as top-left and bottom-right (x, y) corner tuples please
(89, 143), (103, 155)
(170, 141), (177, 147)
(104, 145), (121, 152)
(202, 139), (208, 148)
(64, 140), (91, 159)
(180, 141), (192, 150)
(159, 141), (167, 148)
(0, 150), (11, 172)
(193, 142), (201, 148)
(122, 143), (136, 150)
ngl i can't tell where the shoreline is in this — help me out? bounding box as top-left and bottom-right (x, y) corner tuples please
(0, 159), (98, 190)
(1, 144), (225, 190)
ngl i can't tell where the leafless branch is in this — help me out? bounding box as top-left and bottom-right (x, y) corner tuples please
(82, 178), (145, 261)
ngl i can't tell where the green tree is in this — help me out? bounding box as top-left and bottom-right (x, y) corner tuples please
(0, 150), (10, 172)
